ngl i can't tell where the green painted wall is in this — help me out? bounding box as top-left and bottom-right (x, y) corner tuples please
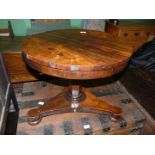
(1, 19), (155, 36)
(0, 19), (83, 36)
(70, 19), (83, 28)
(0, 19), (8, 28)
(11, 19), (31, 36)
(0, 19), (31, 36)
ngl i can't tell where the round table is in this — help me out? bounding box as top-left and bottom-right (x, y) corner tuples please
(22, 29), (133, 125)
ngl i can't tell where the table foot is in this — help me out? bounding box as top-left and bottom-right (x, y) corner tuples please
(27, 87), (122, 125)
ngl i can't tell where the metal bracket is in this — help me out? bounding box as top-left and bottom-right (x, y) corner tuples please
(70, 65), (80, 71)
(50, 62), (57, 69)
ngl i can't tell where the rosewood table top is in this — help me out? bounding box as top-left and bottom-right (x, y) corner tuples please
(21, 29), (134, 125)
(22, 29), (133, 80)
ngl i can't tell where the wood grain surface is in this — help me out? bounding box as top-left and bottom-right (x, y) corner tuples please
(22, 29), (134, 79)
(3, 52), (38, 83)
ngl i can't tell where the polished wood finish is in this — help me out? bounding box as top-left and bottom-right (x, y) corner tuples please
(0, 36), (38, 83)
(22, 29), (134, 125)
(28, 87), (121, 125)
(3, 52), (38, 83)
(22, 29), (133, 80)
